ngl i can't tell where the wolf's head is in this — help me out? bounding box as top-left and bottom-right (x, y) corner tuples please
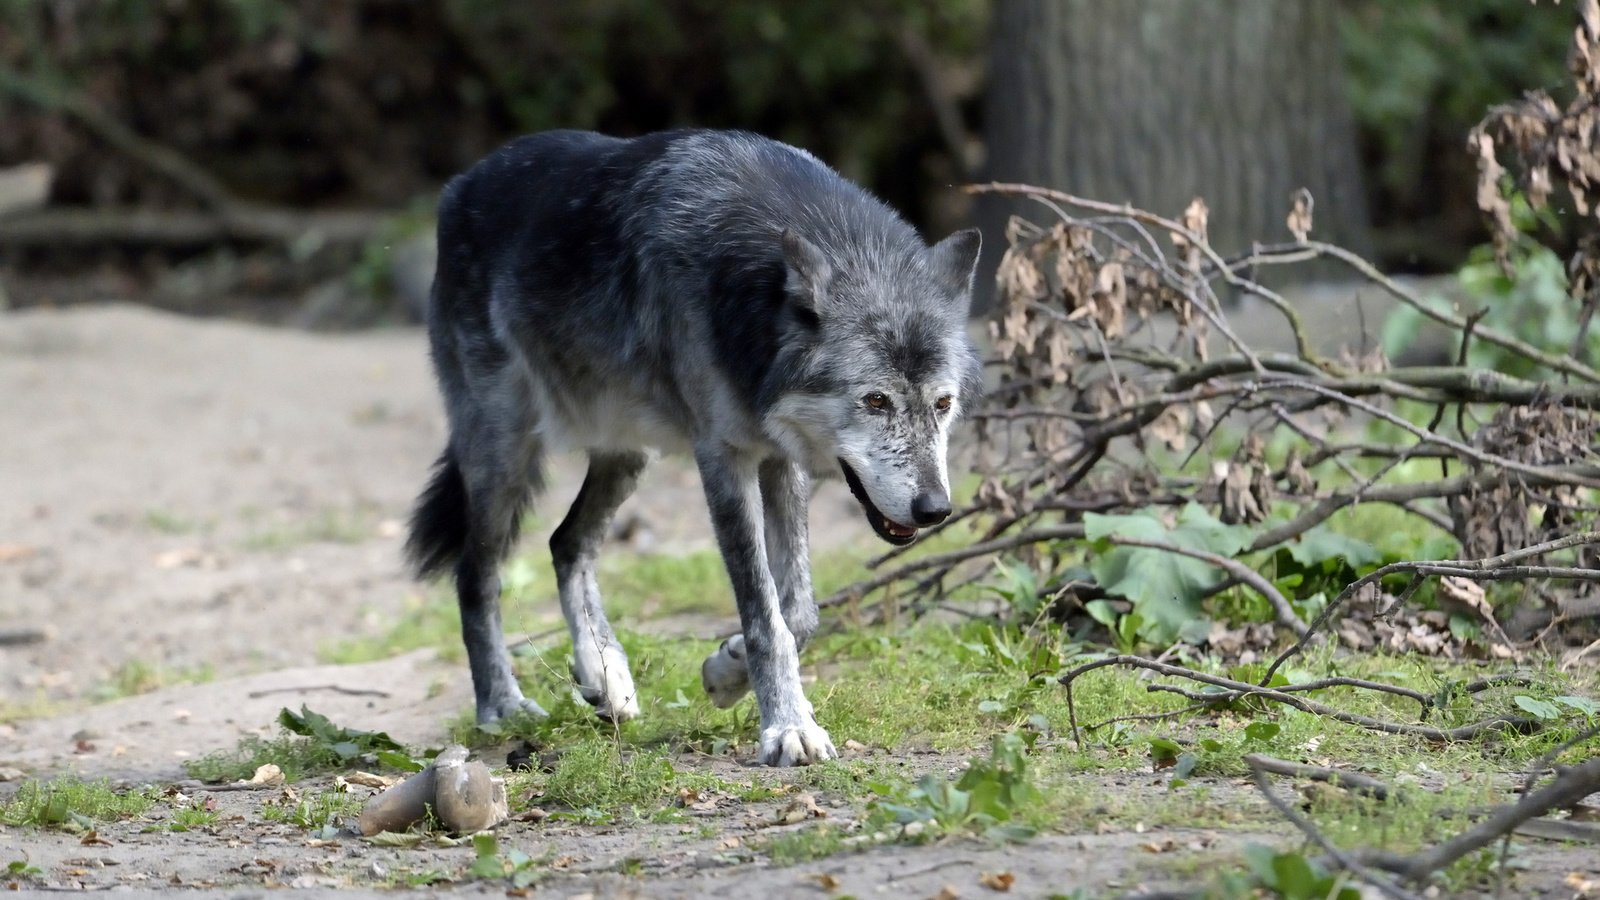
(763, 227), (983, 546)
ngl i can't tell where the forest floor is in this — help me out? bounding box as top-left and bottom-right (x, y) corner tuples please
(1, 304), (1596, 898)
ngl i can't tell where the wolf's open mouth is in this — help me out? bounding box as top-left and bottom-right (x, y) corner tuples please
(838, 461), (919, 546)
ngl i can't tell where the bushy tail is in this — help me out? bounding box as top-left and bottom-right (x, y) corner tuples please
(406, 449), (469, 578)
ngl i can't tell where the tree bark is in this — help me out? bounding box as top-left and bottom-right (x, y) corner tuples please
(978, 0), (1371, 308)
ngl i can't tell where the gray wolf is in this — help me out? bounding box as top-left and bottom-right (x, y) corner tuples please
(405, 129), (982, 766)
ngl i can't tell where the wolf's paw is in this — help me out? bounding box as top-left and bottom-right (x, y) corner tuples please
(759, 718), (836, 767)
(572, 649), (640, 723)
(700, 635), (750, 708)
(476, 694), (548, 726)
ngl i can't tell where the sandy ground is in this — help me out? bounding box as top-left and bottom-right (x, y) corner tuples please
(1, 304), (1596, 898)
(0, 303), (877, 777)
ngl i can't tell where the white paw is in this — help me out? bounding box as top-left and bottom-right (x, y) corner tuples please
(478, 694), (548, 725)
(573, 647), (640, 722)
(701, 635), (751, 708)
(759, 717), (836, 767)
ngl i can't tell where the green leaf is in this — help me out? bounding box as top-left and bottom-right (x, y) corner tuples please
(1241, 843), (1279, 886)
(375, 750), (425, 773)
(977, 699), (1006, 714)
(1554, 695), (1599, 716)
(1147, 736), (1183, 763)
(1285, 526), (1381, 569)
(1083, 599), (1119, 628)
(469, 832), (504, 878)
(983, 823), (1036, 843)
(1244, 721), (1281, 743)
(1271, 851), (1319, 898)
(1514, 695), (1562, 720)
(1172, 752), (1198, 779)
(1085, 504), (1251, 642)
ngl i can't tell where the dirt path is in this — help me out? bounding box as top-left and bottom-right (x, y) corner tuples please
(2, 305), (1596, 898)
(0, 304), (878, 778)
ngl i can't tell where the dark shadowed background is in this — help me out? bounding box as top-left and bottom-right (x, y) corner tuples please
(0, 0), (1576, 322)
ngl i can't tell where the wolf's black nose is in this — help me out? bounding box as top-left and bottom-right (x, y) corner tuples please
(911, 491), (951, 526)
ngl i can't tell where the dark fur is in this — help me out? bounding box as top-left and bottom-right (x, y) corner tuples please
(406, 128), (982, 764)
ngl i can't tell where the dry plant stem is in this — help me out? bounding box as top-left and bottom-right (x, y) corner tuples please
(1262, 533), (1600, 685)
(1083, 703), (1207, 731)
(972, 181), (1600, 383)
(1261, 378), (1600, 489)
(1303, 240), (1600, 385)
(1243, 753), (1393, 801)
(1246, 763), (1425, 900)
(1246, 464), (1600, 554)
(1101, 536), (1309, 637)
(818, 524), (1086, 609)
(971, 182), (1300, 367)
(1058, 655), (1538, 746)
(1355, 753), (1600, 884)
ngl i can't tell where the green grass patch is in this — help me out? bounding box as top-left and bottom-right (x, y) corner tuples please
(516, 737), (725, 820)
(241, 507), (373, 552)
(760, 824), (851, 864)
(0, 777), (156, 828)
(260, 788), (362, 833)
(90, 658), (214, 702)
(164, 803), (221, 832)
(0, 694), (60, 724)
(144, 508), (202, 535)
(322, 585), (468, 664)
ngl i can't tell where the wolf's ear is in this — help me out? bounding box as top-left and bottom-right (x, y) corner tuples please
(782, 229), (833, 315)
(928, 228), (982, 310)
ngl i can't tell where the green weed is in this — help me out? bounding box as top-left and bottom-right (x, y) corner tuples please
(185, 706), (416, 783)
(867, 732), (1041, 842)
(163, 802), (220, 832)
(761, 824), (850, 864)
(261, 788), (360, 835)
(468, 832), (541, 888)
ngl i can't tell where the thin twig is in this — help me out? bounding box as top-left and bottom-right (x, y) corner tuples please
(1354, 752), (1600, 883)
(1059, 655), (1538, 745)
(1247, 760), (1423, 900)
(1261, 532), (1600, 684)
(1243, 753), (1394, 801)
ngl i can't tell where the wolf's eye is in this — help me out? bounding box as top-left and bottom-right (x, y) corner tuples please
(863, 392), (889, 410)
(934, 395), (953, 412)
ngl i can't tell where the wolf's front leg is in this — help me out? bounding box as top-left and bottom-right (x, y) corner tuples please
(695, 445), (835, 766)
(701, 458), (818, 708)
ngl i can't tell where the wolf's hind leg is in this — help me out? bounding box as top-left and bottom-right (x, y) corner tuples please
(457, 548), (546, 723)
(552, 452), (648, 722)
(451, 377), (548, 724)
(701, 458), (815, 708)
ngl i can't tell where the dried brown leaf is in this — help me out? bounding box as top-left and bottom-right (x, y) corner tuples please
(1286, 188), (1313, 242)
(978, 871), (1015, 892)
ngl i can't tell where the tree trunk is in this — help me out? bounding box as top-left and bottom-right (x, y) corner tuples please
(978, 0), (1371, 307)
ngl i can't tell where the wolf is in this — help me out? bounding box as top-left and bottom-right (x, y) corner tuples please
(405, 129), (983, 766)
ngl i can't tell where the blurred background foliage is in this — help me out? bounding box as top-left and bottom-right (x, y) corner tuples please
(0, 0), (1579, 289)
